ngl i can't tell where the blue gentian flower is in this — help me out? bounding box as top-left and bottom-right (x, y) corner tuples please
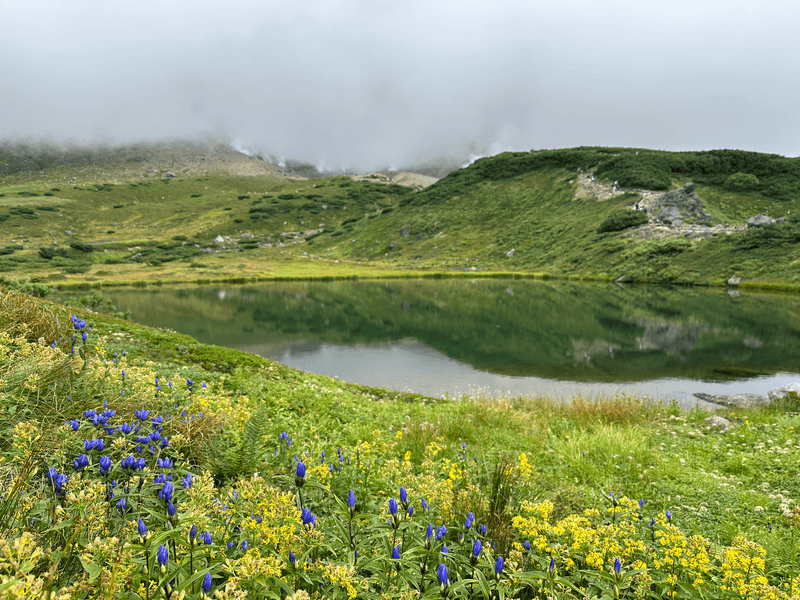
(73, 454), (89, 471)
(242, 540), (248, 551)
(426, 523), (433, 540)
(464, 518), (472, 530)
(157, 457), (173, 469)
(442, 546), (448, 554)
(157, 544), (169, 570)
(472, 539), (482, 557)
(399, 486), (407, 504)
(159, 481), (173, 502)
(202, 572), (212, 595)
(437, 563), (449, 587)
(295, 462), (306, 487)
(347, 490), (356, 512)
(227, 541), (234, 549)
(614, 557), (621, 575)
(666, 509), (672, 522)
(407, 505), (414, 517)
(421, 498), (429, 512)
(135, 409), (150, 421)
(182, 473), (193, 489)
(167, 501), (176, 517)
(392, 546), (400, 560)
(436, 524), (447, 541)
(468, 512), (474, 521)
(68, 419), (80, 431)
(203, 531), (212, 545)
(388, 498), (398, 515)
(479, 524), (487, 535)
(117, 497), (128, 514)
(550, 556), (555, 572)
(138, 518), (148, 540)
(118, 423), (133, 435)
(190, 524), (197, 543)
(495, 556), (504, 575)
(523, 540), (531, 551)
(289, 550), (296, 566)
(301, 507), (316, 528)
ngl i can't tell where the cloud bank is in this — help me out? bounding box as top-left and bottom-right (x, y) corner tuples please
(2, 0), (798, 170)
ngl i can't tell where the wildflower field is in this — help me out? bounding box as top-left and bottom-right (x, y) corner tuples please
(2, 286), (800, 599)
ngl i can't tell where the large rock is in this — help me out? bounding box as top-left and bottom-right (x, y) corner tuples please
(747, 214), (776, 228)
(693, 392), (770, 409)
(767, 383), (800, 401)
(651, 184), (712, 226)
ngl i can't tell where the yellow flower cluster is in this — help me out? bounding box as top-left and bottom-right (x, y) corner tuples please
(320, 562), (362, 599)
(518, 452), (533, 479)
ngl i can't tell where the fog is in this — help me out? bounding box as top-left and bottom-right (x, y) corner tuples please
(2, 0), (799, 171)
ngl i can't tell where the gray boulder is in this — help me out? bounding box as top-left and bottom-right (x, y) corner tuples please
(727, 275), (741, 286)
(401, 226), (411, 238)
(506, 249), (515, 257)
(652, 185), (712, 226)
(767, 383), (800, 401)
(747, 214), (775, 228)
(693, 392), (770, 409)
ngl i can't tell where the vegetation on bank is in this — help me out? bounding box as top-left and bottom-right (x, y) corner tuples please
(2, 145), (800, 289)
(3, 287), (800, 598)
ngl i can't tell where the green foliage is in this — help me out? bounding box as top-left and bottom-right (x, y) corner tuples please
(69, 241), (94, 253)
(38, 247), (68, 260)
(596, 209), (649, 233)
(735, 215), (800, 249)
(725, 172), (760, 191)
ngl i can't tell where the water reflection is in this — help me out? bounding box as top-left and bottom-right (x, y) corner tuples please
(95, 279), (800, 403)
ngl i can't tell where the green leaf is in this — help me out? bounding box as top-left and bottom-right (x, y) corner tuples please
(80, 558), (103, 581)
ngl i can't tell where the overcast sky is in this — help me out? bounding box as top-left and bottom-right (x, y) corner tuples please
(2, 0), (798, 170)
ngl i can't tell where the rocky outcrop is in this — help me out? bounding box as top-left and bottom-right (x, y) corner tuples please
(693, 392), (770, 409)
(652, 183), (712, 226)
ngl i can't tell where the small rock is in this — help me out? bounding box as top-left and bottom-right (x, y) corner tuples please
(164, 172), (176, 178)
(694, 393), (770, 409)
(214, 235), (225, 244)
(65, 230), (73, 235)
(389, 241), (397, 249)
(322, 205), (328, 210)
(727, 275), (741, 286)
(747, 214), (775, 228)
(704, 415), (733, 432)
(506, 249), (515, 257)
(683, 182), (697, 194)
(401, 226), (411, 238)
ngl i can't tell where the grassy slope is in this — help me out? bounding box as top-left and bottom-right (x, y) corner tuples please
(2, 145), (800, 289)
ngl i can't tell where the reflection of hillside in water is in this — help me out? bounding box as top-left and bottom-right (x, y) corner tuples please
(629, 317), (708, 359)
(99, 280), (800, 383)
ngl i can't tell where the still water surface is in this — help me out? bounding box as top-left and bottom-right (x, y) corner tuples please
(97, 280), (800, 407)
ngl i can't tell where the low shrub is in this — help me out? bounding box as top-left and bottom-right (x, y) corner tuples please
(596, 210), (649, 233)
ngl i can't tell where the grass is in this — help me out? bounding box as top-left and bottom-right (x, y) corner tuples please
(2, 289), (800, 598)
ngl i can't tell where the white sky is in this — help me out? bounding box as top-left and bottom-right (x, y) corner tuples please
(2, 0), (798, 170)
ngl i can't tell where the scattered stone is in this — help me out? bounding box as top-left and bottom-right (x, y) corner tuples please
(767, 383), (800, 401)
(727, 275), (741, 286)
(322, 205), (328, 210)
(747, 214), (775, 228)
(401, 226), (411, 238)
(65, 230), (72, 235)
(704, 415), (733, 432)
(214, 235), (225, 244)
(506, 248), (515, 257)
(163, 172), (176, 178)
(389, 241), (397, 249)
(743, 337), (762, 348)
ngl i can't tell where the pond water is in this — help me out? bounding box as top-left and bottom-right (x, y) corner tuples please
(93, 279), (800, 408)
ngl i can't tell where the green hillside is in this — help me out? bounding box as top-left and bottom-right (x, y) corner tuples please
(2, 145), (800, 289)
